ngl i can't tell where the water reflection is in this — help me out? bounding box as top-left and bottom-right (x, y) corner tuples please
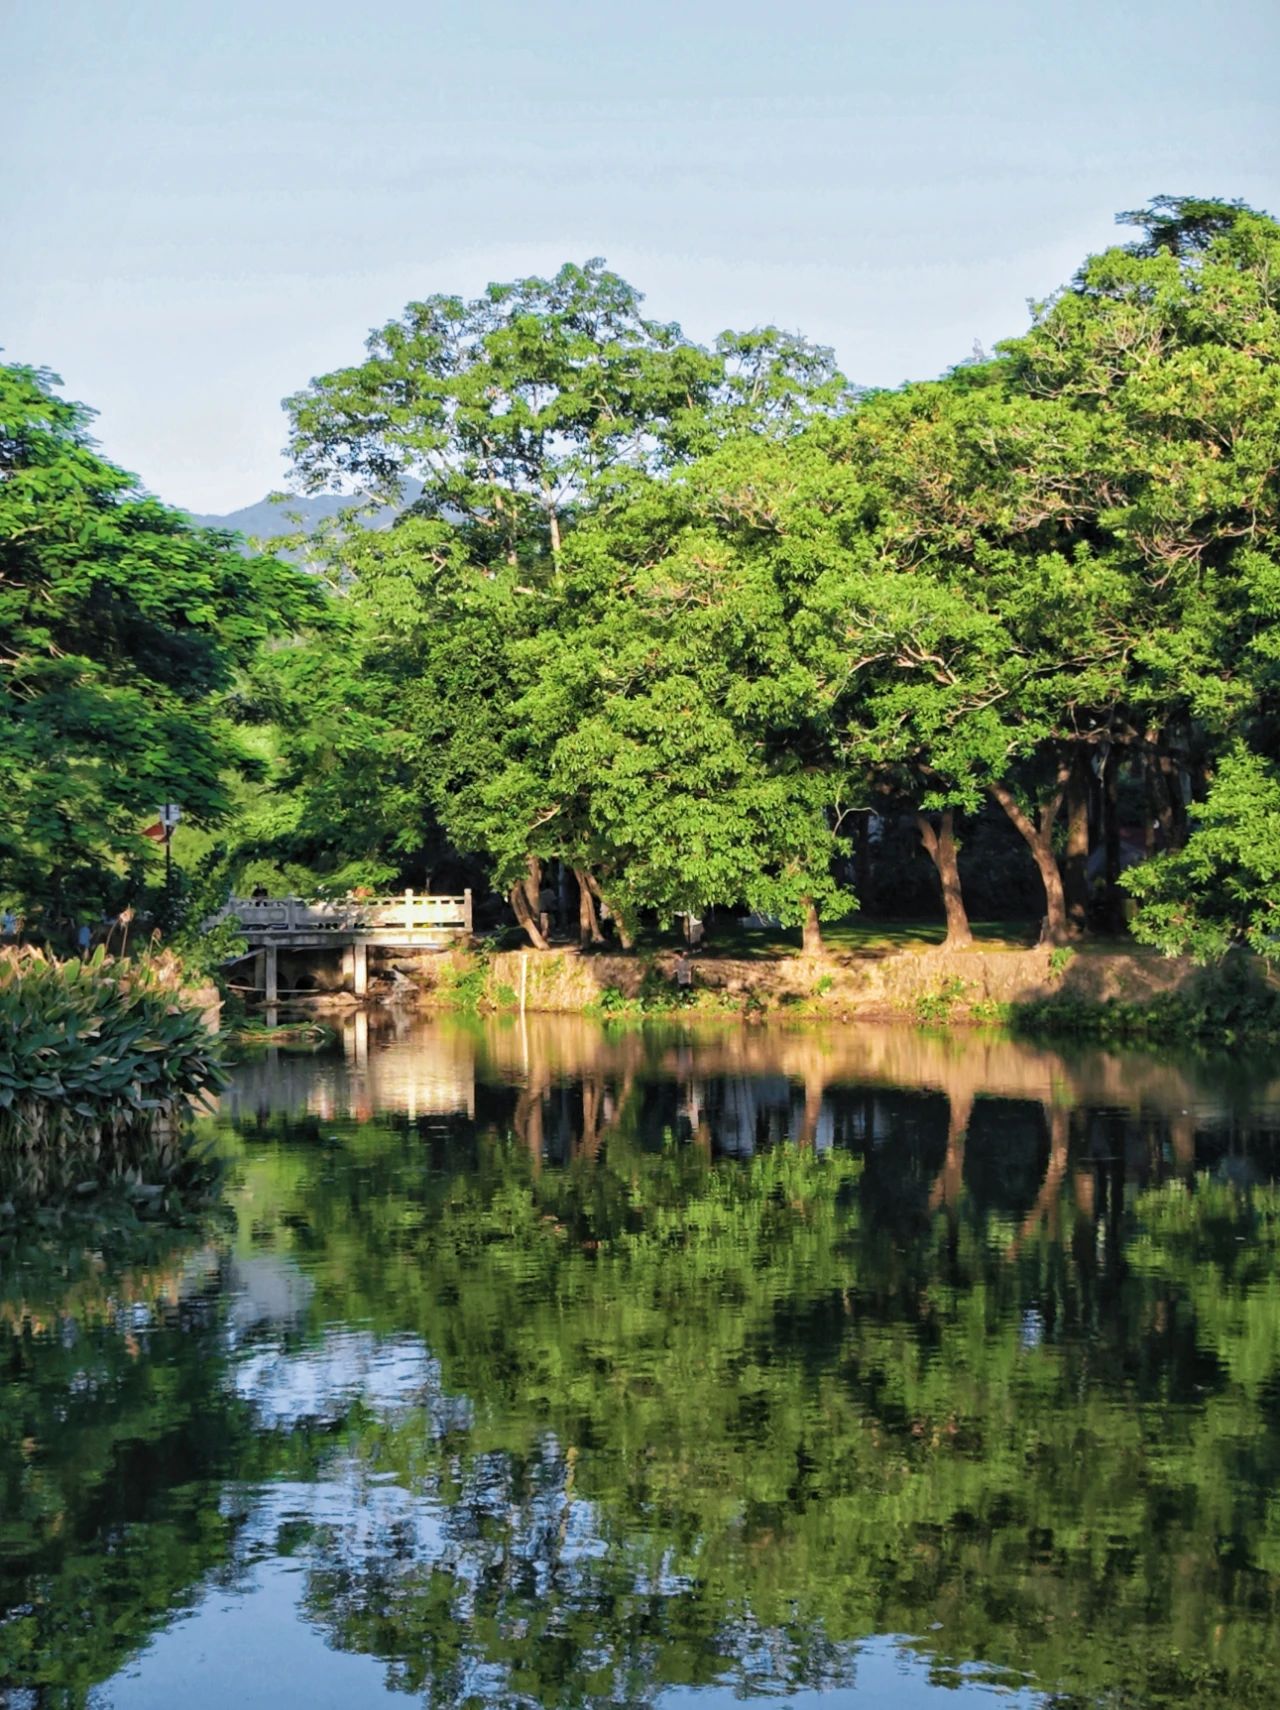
(3, 1017), (1280, 1708)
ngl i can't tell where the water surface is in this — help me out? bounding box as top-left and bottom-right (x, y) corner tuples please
(3, 1015), (1279, 1708)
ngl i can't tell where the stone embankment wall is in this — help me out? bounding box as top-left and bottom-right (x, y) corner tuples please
(401, 941), (1199, 1019)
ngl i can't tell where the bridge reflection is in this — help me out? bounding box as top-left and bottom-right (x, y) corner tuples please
(214, 1016), (1280, 1248)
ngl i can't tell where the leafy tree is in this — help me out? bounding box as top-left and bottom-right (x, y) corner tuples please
(283, 267), (856, 942)
(507, 441), (857, 940)
(285, 259), (720, 567)
(0, 363), (316, 927)
(1007, 197), (1280, 946)
(791, 197), (1280, 945)
(1124, 746), (1280, 958)
(207, 203), (1280, 957)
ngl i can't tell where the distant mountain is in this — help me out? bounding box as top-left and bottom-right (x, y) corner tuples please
(188, 479), (424, 542)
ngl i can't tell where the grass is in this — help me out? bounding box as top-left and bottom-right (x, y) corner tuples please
(633, 915), (1038, 961)
(225, 1018), (335, 1049)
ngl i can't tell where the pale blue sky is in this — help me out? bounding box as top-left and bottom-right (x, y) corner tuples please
(5, 0), (1277, 512)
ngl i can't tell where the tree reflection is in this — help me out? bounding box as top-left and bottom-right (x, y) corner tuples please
(3, 1023), (1280, 1707)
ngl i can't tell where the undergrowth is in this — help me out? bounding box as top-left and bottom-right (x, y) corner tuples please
(1011, 959), (1280, 1047)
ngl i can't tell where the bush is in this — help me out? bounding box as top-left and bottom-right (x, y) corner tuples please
(433, 957), (491, 1012)
(1011, 957), (1280, 1047)
(913, 977), (970, 1025)
(0, 948), (228, 1206)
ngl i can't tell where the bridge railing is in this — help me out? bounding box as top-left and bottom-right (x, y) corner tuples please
(216, 891), (472, 937)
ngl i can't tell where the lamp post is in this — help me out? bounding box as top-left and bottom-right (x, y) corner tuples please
(159, 803), (181, 919)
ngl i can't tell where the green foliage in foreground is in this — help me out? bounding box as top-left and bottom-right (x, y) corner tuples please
(0, 948), (227, 1205)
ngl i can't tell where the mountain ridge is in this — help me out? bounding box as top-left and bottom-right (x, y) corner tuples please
(187, 479), (424, 541)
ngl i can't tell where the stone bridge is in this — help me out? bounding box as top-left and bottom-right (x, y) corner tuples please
(215, 892), (472, 1001)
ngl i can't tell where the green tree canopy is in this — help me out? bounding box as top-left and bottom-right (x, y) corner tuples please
(0, 364), (317, 923)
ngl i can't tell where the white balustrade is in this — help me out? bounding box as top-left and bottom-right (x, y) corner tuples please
(218, 891), (472, 940)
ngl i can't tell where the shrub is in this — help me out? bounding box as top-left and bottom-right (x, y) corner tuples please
(913, 977), (969, 1025)
(0, 948), (227, 1206)
(1010, 957), (1280, 1047)
(433, 957), (490, 1012)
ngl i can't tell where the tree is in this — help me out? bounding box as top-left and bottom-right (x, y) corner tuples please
(0, 364), (316, 926)
(284, 265), (856, 943)
(1124, 747), (1280, 958)
(516, 437), (858, 939)
(797, 198), (1280, 945)
(285, 259), (720, 568)
(1002, 196), (1280, 944)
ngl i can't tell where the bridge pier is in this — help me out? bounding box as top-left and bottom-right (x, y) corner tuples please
(341, 942), (368, 997)
(250, 946), (279, 1002)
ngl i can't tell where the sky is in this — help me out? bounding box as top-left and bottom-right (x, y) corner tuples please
(5, 0), (1277, 515)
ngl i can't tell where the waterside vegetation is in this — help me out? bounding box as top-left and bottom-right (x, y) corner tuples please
(0, 948), (226, 1210)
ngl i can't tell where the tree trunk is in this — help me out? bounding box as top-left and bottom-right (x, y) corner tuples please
(802, 899), (823, 955)
(582, 870), (634, 950)
(990, 763), (1073, 944)
(1143, 737), (1159, 859)
(579, 1077), (602, 1159)
(1008, 1105), (1071, 1257)
(513, 1074), (547, 1173)
(915, 808), (973, 948)
(854, 811), (873, 913)
(928, 1088), (972, 1213)
(798, 1064), (825, 1147)
(1063, 747), (1092, 934)
(574, 869), (605, 946)
(1102, 743), (1123, 930)
(511, 853), (549, 950)
(1156, 747), (1189, 851)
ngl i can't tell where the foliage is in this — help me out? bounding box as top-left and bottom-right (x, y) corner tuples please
(281, 271), (856, 939)
(264, 199), (1280, 956)
(0, 947), (227, 1204)
(911, 975), (970, 1024)
(1011, 955), (1280, 1045)
(14, 200), (1280, 961)
(431, 957), (491, 1012)
(0, 363), (318, 927)
(1125, 748), (1280, 959)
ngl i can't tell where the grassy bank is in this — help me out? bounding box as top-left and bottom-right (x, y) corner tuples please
(1010, 960), (1280, 1047)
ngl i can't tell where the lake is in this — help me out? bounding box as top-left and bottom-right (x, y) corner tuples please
(3, 1013), (1279, 1708)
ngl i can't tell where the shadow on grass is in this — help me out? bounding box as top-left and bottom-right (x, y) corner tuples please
(634, 914), (1038, 962)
